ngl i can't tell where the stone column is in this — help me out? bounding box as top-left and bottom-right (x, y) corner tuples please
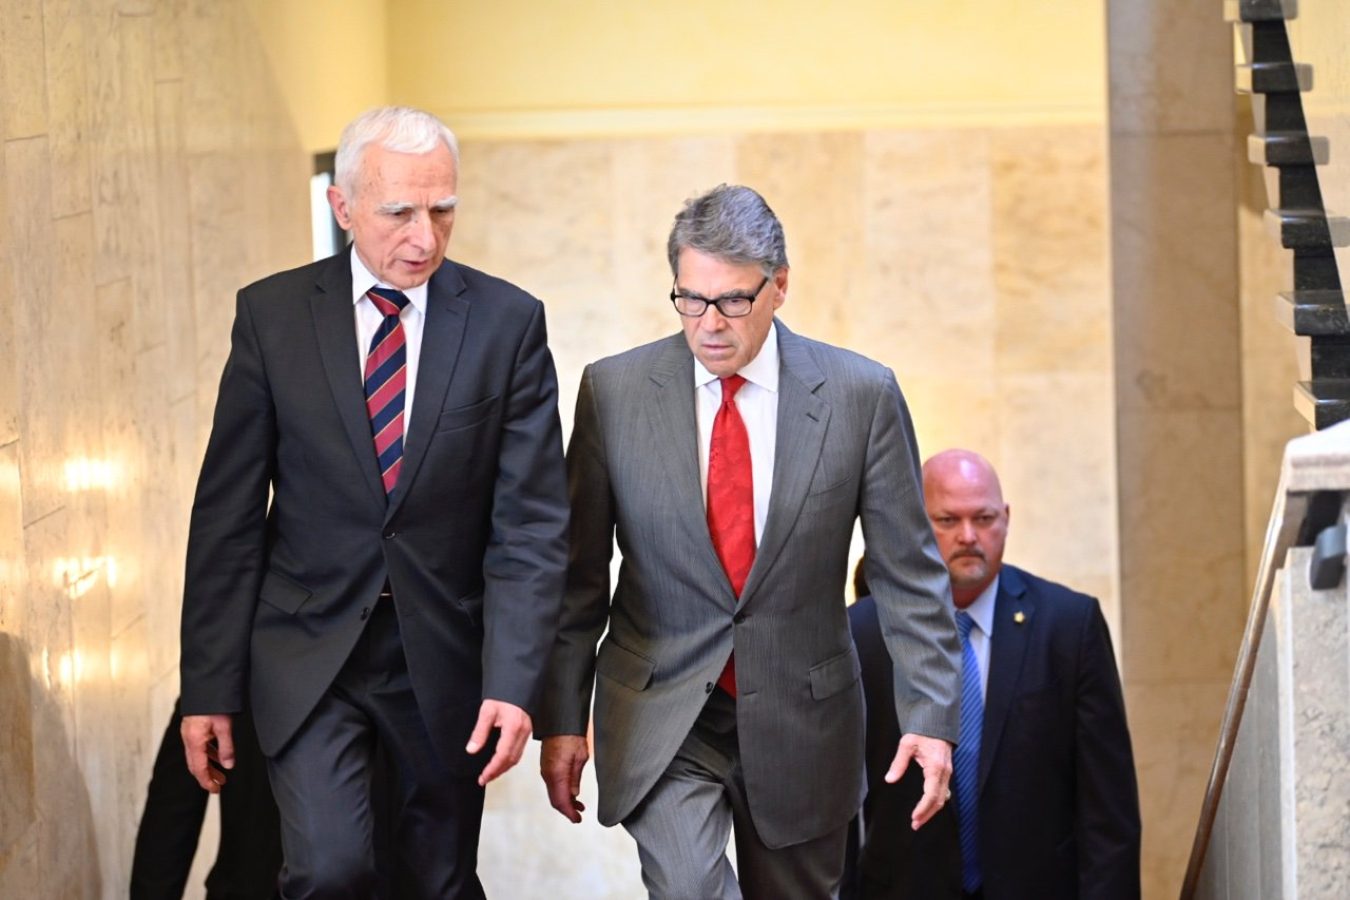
(1107, 1), (1250, 896)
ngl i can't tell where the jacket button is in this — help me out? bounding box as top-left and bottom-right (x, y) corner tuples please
(360, 607), (370, 620)
(705, 682), (714, 694)
(733, 612), (747, 624)
(383, 531), (396, 540)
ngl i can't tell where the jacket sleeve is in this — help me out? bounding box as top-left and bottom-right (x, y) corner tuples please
(536, 364), (615, 736)
(859, 371), (962, 743)
(480, 300), (571, 716)
(1074, 600), (1143, 898)
(180, 290), (276, 716)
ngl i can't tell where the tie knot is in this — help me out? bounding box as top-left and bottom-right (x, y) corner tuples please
(719, 374), (747, 403)
(956, 610), (975, 641)
(367, 287), (410, 318)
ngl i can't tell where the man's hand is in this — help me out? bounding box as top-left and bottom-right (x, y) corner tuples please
(886, 733), (954, 830)
(181, 713), (235, 793)
(539, 734), (590, 823)
(467, 699), (532, 787)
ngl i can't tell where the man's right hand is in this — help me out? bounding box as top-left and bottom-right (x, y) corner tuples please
(540, 734), (590, 823)
(181, 713), (235, 793)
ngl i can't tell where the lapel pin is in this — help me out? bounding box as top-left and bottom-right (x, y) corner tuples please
(1014, 611), (1026, 624)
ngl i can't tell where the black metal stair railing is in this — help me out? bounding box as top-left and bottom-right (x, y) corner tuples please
(1229, 0), (1350, 429)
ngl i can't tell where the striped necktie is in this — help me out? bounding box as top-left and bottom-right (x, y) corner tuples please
(364, 287), (410, 495)
(954, 610), (984, 893)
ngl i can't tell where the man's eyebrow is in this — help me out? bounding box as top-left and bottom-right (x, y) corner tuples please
(674, 286), (758, 300)
(374, 196), (459, 214)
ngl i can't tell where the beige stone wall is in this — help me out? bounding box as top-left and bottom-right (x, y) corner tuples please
(0, 0), (311, 895)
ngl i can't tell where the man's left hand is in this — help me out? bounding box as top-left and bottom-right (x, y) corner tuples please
(467, 699), (532, 787)
(885, 733), (954, 830)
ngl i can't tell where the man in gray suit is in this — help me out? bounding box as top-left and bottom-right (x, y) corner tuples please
(539, 184), (962, 899)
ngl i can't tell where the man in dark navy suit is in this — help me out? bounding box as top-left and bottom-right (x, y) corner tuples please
(179, 106), (569, 899)
(848, 449), (1140, 900)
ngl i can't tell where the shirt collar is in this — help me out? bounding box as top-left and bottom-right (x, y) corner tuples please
(960, 573), (1000, 639)
(693, 321), (780, 392)
(349, 246), (429, 314)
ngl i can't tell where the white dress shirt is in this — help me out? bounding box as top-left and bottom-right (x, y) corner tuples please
(351, 249), (428, 432)
(694, 322), (779, 544)
(960, 574), (999, 696)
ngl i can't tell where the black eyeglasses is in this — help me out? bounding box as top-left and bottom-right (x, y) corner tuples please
(669, 276), (769, 318)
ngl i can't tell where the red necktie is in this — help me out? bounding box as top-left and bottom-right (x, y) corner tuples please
(707, 374), (755, 696)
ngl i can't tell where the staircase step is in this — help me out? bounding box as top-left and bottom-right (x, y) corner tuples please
(1276, 291), (1350, 336)
(1249, 132), (1329, 165)
(1236, 61), (1313, 93)
(1262, 165), (1326, 209)
(1295, 379), (1350, 430)
(1226, 0), (1299, 22)
(1265, 208), (1350, 249)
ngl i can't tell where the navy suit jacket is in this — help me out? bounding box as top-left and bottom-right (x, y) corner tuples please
(180, 250), (569, 775)
(847, 565), (1141, 900)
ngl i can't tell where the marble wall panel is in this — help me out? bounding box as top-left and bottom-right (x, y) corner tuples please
(0, 814), (39, 898)
(898, 374), (1002, 467)
(1126, 679), (1232, 900)
(991, 126), (1110, 375)
(42, 0), (93, 217)
(95, 277), (143, 637)
(996, 372), (1118, 622)
(1116, 409), (1247, 683)
(0, 0), (310, 892)
(855, 130), (996, 382)
(1111, 132), (1242, 413)
(735, 131), (866, 346)
(607, 136), (739, 354)
(87, 0), (133, 288)
(0, 132), (15, 448)
(1, 0), (49, 140)
(1107, 0), (1235, 136)
(109, 613), (151, 882)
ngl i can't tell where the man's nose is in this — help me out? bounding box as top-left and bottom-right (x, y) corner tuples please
(407, 210), (434, 247)
(957, 522), (978, 543)
(700, 305), (728, 330)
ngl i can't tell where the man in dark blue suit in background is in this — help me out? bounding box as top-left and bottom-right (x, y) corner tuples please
(848, 449), (1140, 900)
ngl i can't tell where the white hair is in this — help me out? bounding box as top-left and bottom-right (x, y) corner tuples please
(333, 106), (459, 196)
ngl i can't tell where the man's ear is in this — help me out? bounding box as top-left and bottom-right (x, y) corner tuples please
(327, 184), (352, 230)
(772, 266), (789, 310)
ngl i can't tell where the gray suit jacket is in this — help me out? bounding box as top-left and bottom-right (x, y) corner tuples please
(539, 320), (960, 849)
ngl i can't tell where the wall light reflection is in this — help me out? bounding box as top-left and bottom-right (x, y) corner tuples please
(52, 556), (119, 599)
(62, 458), (121, 492)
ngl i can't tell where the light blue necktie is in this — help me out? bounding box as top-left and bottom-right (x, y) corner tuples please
(954, 610), (983, 893)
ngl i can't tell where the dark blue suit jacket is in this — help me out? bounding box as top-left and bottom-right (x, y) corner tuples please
(847, 565), (1141, 900)
(180, 250), (570, 775)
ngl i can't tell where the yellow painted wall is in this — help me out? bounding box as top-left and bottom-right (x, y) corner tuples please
(240, 1), (1106, 145)
(244, 0), (389, 152)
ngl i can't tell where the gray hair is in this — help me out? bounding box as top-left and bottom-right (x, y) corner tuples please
(334, 106), (460, 196)
(667, 184), (789, 277)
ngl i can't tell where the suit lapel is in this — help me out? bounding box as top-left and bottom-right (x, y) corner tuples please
(978, 567), (1034, 794)
(644, 337), (728, 585)
(739, 322), (829, 608)
(311, 252), (387, 508)
(386, 259), (469, 523)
